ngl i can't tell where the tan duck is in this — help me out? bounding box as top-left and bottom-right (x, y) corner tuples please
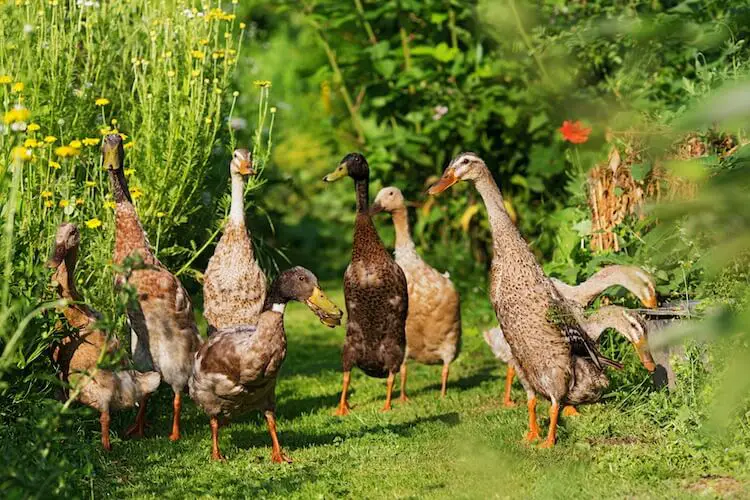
(371, 186), (461, 399)
(189, 267), (342, 462)
(485, 305), (655, 413)
(203, 149), (267, 334)
(429, 152), (621, 447)
(323, 153), (408, 415)
(103, 134), (202, 441)
(494, 265), (657, 407)
(48, 223), (161, 451)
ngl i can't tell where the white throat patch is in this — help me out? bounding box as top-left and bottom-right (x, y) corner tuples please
(272, 303), (286, 314)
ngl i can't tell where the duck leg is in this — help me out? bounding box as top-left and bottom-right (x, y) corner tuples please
(100, 411), (112, 452)
(125, 394), (148, 438)
(503, 365), (516, 407)
(334, 371), (351, 416)
(169, 391), (182, 441)
(399, 362), (409, 402)
(540, 401), (560, 448)
(440, 363), (450, 398)
(210, 416), (225, 461)
(523, 394), (541, 443)
(265, 411), (292, 463)
(562, 405), (579, 417)
(382, 371), (395, 412)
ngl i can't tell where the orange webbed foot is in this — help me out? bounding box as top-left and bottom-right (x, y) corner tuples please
(523, 430), (541, 444)
(400, 393), (410, 403)
(502, 398), (517, 408)
(562, 405), (580, 417)
(538, 437), (556, 449)
(380, 402), (393, 413)
(211, 451), (226, 462)
(334, 403), (350, 417)
(271, 451), (293, 464)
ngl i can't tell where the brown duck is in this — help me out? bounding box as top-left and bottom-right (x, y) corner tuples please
(323, 153), (408, 415)
(103, 134), (202, 441)
(494, 265), (657, 408)
(371, 186), (461, 399)
(429, 152), (621, 447)
(48, 223), (161, 451)
(203, 149), (267, 334)
(189, 267), (342, 462)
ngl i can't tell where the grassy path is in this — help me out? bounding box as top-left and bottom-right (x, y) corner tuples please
(89, 290), (748, 498)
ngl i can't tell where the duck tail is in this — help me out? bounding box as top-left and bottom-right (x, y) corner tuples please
(113, 370), (161, 404)
(598, 356), (623, 370)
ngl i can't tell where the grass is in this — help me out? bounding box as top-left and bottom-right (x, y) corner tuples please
(49, 288), (745, 499)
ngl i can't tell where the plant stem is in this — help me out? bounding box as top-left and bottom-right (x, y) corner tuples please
(508, 0), (551, 85)
(353, 0), (377, 45)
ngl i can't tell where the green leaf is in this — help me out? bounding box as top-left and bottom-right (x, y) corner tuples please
(630, 163), (650, 182)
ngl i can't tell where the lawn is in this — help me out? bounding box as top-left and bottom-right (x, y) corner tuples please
(79, 288), (749, 499)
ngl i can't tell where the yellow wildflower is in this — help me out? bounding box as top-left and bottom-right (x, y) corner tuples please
(111, 118), (118, 125)
(75, 198), (84, 206)
(205, 117), (212, 124)
(167, 70), (176, 78)
(85, 181), (96, 187)
(156, 211), (166, 218)
(223, 32), (231, 39)
(270, 106), (277, 113)
(12, 82), (24, 93)
(253, 80), (272, 88)
(191, 50), (205, 60)
(3, 107), (30, 124)
(55, 146), (80, 158)
(27, 123), (40, 132)
(131, 188), (143, 199)
(124, 141), (135, 150)
(44, 200), (53, 208)
(23, 138), (39, 148)
(199, 39), (209, 46)
(239, 22), (246, 29)
(59, 199), (69, 208)
(104, 201), (116, 209)
(85, 218), (102, 229)
(41, 190), (52, 198)
(44, 135), (57, 143)
(118, 133), (128, 141)
(12, 147), (32, 162)
(69, 140), (82, 149)
(124, 168), (135, 176)
(0, 76), (12, 84)
(191, 70), (200, 77)
(49, 160), (61, 169)
(99, 127), (113, 135)
(95, 97), (110, 106)
(82, 137), (100, 146)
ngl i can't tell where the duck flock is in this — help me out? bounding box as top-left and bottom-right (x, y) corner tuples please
(50, 135), (659, 460)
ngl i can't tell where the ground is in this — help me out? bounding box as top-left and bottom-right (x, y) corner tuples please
(83, 289), (748, 499)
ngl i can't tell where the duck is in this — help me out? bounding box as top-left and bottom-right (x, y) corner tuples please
(203, 149), (267, 334)
(551, 265), (657, 309)
(189, 267), (342, 462)
(103, 134), (202, 441)
(484, 305), (655, 413)
(322, 153), (409, 415)
(491, 265), (658, 407)
(48, 223), (161, 451)
(429, 152), (621, 447)
(371, 186), (461, 399)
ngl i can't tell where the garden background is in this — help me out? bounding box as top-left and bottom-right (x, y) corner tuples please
(2, 0), (750, 497)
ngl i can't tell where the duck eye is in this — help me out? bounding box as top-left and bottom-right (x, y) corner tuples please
(298, 275), (304, 281)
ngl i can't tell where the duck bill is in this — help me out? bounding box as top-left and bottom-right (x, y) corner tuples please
(632, 338), (656, 372)
(238, 159), (255, 176)
(305, 287), (343, 328)
(641, 289), (658, 309)
(369, 201), (384, 215)
(322, 163), (348, 183)
(428, 168), (458, 195)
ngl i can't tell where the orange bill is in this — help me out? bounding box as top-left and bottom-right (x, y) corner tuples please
(427, 168), (458, 195)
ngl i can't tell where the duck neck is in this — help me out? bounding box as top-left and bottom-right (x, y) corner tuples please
(391, 208), (414, 251)
(355, 177), (369, 214)
(54, 250), (81, 303)
(473, 171), (516, 250)
(108, 168), (132, 204)
(229, 173), (246, 226)
(575, 271), (621, 306)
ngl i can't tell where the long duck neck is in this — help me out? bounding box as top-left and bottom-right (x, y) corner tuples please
(109, 168), (154, 264)
(352, 177), (386, 261)
(573, 272), (621, 306)
(53, 249), (97, 329)
(229, 172), (246, 226)
(473, 171), (516, 249)
(391, 208), (413, 250)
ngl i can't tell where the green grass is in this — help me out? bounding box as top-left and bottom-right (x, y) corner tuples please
(61, 289), (748, 499)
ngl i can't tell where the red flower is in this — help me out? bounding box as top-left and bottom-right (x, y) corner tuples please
(559, 120), (591, 144)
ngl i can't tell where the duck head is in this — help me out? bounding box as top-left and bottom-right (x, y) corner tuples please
(47, 223), (80, 269)
(101, 134), (124, 170)
(269, 267), (343, 328)
(621, 266), (658, 309)
(370, 186), (406, 215)
(230, 148), (255, 177)
(598, 307), (656, 373)
(428, 152), (487, 195)
(323, 152), (369, 183)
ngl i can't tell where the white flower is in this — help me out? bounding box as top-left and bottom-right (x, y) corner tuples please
(182, 8), (194, 18)
(432, 105), (448, 121)
(23, 24), (34, 34)
(11, 122), (27, 132)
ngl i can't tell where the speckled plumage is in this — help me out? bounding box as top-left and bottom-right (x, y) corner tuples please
(372, 187), (460, 398)
(324, 153), (408, 414)
(49, 223), (161, 451)
(104, 134), (201, 441)
(189, 267), (342, 461)
(430, 153), (618, 445)
(203, 150), (266, 333)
